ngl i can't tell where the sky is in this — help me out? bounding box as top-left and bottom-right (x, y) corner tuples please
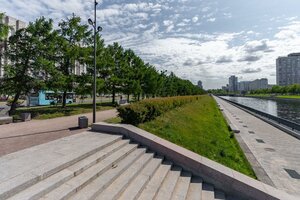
(2, 0), (300, 89)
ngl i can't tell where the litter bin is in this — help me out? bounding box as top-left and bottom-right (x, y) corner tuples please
(78, 116), (88, 128)
(21, 113), (31, 122)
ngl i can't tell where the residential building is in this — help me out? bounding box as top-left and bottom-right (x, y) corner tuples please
(0, 14), (26, 77)
(276, 53), (300, 86)
(228, 75), (238, 92)
(238, 81), (250, 92)
(0, 14), (86, 78)
(197, 80), (203, 89)
(249, 78), (268, 91)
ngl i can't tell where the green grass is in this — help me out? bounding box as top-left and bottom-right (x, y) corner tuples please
(15, 102), (115, 120)
(276, 95), (300, 99)
(139, 95), (256, 178)
(246, 94), (271, 97)
(105, 117), (122, 124)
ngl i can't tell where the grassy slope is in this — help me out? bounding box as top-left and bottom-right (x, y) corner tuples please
(139, 95), (256, 178)
(247, 94), (300, 99)
(276, 95), (300, 99)
(15, 102), (114, 120)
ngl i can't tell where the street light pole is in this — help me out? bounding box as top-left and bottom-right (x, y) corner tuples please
(88, 0), (102, 123)
(93, 0), (97, 123)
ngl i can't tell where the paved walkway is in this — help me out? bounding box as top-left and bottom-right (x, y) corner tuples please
(0, 109), (117, 157)
(215, 97), (300, 197)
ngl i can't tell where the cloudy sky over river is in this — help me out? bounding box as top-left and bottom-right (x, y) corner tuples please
(2, 0), (300, 88)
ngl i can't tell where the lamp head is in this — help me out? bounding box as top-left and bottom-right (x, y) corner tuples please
(88, 18), (93, 26)
(97, 26), (103, 32)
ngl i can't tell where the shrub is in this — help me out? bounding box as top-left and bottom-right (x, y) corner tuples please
(117, 95), (202, 125)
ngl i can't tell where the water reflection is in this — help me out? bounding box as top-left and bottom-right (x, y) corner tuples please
(221, 96), (300, 124)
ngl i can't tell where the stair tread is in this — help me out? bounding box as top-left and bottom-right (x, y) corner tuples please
(214, 190), (226, 200)
(7, 139), (128, 200)
(171, 171), (192, 200)
(0, 134), (121, 199)
(70, 148), (146, 200)
(117, 156), (163, 200)
(7, 169), (73, 200)
(186, 177), (203, 200)
(202, 183), (215, 200)
(68, 139), (129, 175)
(41, 143), (138, 200)
(95, 153), (154, 200)
(155, 166), (182, 200)
(137, 161), (172, 200)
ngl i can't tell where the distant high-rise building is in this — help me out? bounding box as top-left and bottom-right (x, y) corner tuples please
(276, 53), (300, 86)
(238, 81), (251, 92)
(197, 80), (203, 89)
(249, 78), (268, 91)
(228, 75), (238, 92)
(0, 15), (26, 77)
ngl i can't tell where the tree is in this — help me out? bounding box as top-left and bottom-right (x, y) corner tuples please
(55, 14), (91, 107)
(100, 42), (125, 104)
(0, 17), (56, 115)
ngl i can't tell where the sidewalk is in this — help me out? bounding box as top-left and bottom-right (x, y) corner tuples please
(0, 109), (117, 156)
(215, 97), (300, 197)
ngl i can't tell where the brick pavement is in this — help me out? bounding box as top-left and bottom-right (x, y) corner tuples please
(0, 109), (117, 156)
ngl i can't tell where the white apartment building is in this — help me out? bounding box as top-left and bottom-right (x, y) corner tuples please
(228, 75), (238, 92)
(0, 14), (26, 77)
(0, 14), (87, 78)
(249, 78), (268, 91)
(276, 53), (300, 86)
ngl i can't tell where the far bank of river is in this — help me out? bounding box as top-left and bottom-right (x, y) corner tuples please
(221, 96), (300, 124)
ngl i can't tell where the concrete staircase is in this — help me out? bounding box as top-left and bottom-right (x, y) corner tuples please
(0, 131), (227, 200)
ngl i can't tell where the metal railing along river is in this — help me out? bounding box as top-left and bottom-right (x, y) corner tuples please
(217, 96), (300, 139)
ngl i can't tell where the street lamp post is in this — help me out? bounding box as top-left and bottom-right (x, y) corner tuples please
(88, 0), (102, 123)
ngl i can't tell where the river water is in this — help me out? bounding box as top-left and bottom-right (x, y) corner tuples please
(220, 96), (300, 124)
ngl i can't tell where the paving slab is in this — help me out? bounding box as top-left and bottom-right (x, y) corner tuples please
(215, 97), (300, 197)
(0, 109), (117, 156)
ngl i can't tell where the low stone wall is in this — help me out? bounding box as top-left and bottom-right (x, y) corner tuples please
(0, 116), (13, 125)
(92, 122), (297, 200)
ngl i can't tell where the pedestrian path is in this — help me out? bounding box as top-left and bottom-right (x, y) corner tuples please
(0, 109), (117, 156)
(215, 97), (300, 197)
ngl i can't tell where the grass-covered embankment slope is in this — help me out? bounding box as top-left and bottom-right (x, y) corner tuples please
(15, 102), (114, 120)
(139, 95), (256, 178)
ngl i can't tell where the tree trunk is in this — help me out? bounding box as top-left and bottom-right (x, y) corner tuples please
(62, 91), (67, 108)
(9, 92), (20, 116)
(127, 94), (130, 102)
(112, 86), (115, 104)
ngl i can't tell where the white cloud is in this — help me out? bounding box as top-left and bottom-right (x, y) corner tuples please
(192, 16), (198, 23)
(207, 18), (216, 22)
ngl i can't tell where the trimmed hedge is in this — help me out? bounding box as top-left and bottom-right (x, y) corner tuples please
(117, 96), (201, 125)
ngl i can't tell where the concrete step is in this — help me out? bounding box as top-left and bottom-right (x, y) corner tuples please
(0, 133), (122, 199)
(95, 153), (154, 200)
(186, 177), (203, 200)
(69, 148), (146, 200)
(7, 139), (129, 200)
(118, 156), (163, 200)
(137, 161), (172, 200)
(171, 171), (192, 200)
(154, 166), (182, 200)
(214, 190), (226, 200)
(41, 143), (139, 200)
(202, 183), (215, 200)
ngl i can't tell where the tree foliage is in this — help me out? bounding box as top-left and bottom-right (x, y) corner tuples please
(1, 15), (205, 115)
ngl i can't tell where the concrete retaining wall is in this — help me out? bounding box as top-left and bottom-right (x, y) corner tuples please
(92, 122), (297, 200)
